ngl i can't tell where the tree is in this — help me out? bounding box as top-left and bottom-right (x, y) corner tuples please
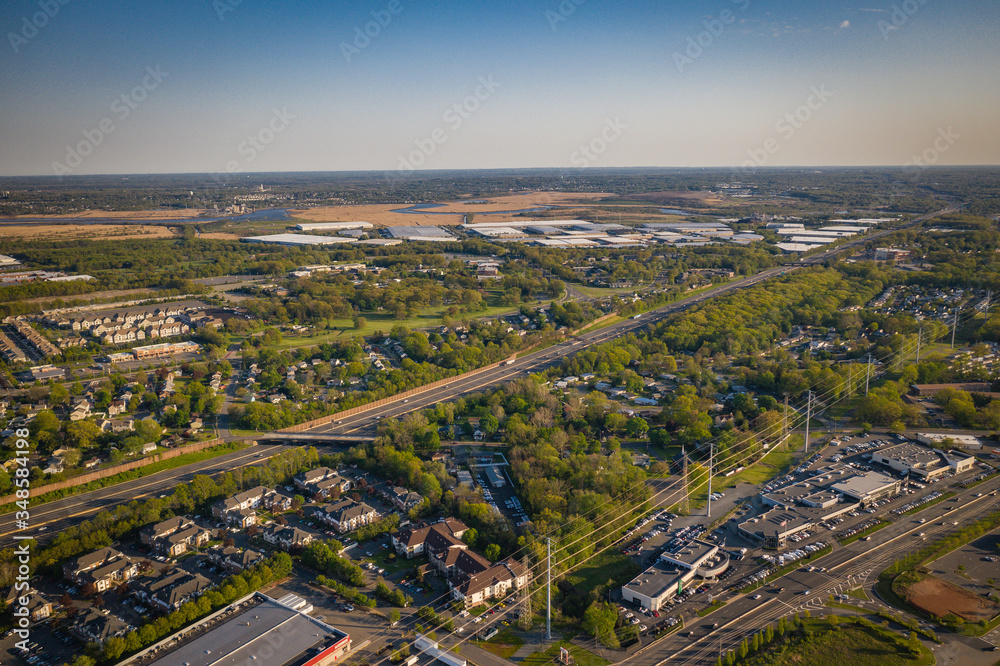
(483, 543), (501, 561)
(626, 416), (649, 439)
(389, 608), (401, 625)
(354, 316), (367, 330)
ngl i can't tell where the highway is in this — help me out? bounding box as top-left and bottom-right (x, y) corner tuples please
(298, 206), (957, 438)
(623, 472), (1000, 666)
(0, 443), (290, 550)
(0, 207), (956, 550)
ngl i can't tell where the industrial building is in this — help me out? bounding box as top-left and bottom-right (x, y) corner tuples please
(621, 539), (728, 610)
(241, 233), (357, 246)
(916, 432), (984, 450)
(145, 593), (351, 666)
(385, 226), (457, 241)
(739, 467), (904, 549)
(871, 442), (976, 480)
(293, 222), (373, 232)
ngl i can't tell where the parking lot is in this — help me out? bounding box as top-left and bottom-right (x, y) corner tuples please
(926, 527), (1000, 597)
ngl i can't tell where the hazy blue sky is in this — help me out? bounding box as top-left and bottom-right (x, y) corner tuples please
(1, 0), (998, 175)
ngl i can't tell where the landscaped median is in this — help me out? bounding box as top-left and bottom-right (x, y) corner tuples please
(738, 544), (833, 594)
(900, 491), (954, 516)
(839, 519), (890, 545)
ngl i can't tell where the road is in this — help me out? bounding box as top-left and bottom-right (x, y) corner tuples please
(2, 208), (956, 552)
(0, 443), (290, 550)
(622, 472), (1000, 666)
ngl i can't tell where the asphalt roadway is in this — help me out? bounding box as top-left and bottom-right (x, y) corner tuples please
(620, 472), (1000, 666)
(0, 443), (290, 550)
(0, 207), (955, 551)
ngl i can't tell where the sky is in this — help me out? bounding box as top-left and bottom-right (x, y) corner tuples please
(0, 0), (998, 176)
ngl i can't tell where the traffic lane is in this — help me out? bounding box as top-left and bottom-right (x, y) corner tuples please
(0, 443), (289, 548)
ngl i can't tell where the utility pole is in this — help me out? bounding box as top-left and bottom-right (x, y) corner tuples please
(707, 442), (713, 518)
(848, 364), (854, 397)
(783, 393), (789, 441)
(680, 445), (690, 515)
(804, 391), (812, 454)
(951, 308), (958, 349)
(546, 538), (552, 641)
(865, 354), (872, 395)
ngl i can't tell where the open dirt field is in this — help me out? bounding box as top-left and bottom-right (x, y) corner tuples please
(0, 224), (175, 241)
(901, 574), (998, 622)
(289, 191), (614, 227)
(6, 209), (213, 220)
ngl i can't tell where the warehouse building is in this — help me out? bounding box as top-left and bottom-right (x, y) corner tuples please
(145, 593), (351, 666)
(293, 222), (373, 232)
(871, 442), (976, 480)
(241, 233), (357, 246)
(622, 539), (728, 610)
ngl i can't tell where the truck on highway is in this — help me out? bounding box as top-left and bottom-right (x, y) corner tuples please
(500, 359), (514, 366)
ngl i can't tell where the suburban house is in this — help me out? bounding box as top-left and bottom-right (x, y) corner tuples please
(450, 559), (532, 608)
(140, 517), (212, 557)
(24, 593), (52, 622)
(385, 486), (424, 512)
(391, 518), (468, 559)
(431, 546), (491, 579)
(312, 499), (380, 533)
(294, 467), (352, 499)
(63, 547), (138, 593)
(261, 524), (314, 551)
(212, 486), (294, 526)
(207, 545), (265, 573)
(134, 570), (214, 613)
(71, 608), (133, 646)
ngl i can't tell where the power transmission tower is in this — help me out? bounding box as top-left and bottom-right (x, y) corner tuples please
(916, 328), (922, 363)
(804, 391), (812, 453)
(951, 308), (959, 348)
(783, 394), (789, 442)
(865, 354), (872, 395)
(707, 442), (714, 518)
(680, 445), (690, 515)
(546, 538), (552, 641)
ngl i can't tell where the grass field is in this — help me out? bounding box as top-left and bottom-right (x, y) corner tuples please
(573, 284), (639, 298)
(717, 439), (803, 491)
(740, 617), (934, 666)
(520, 640), (610, 666)
(472, 628), (524, 659)
(565, 550), (640, 598)
(269, 299), (555, 344)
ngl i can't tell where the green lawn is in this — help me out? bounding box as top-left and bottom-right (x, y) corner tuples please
(740, 617), (934, 666)
(840, 520), (890, 545)
(716, 439), (803, 491)
(847, 586), (870, 601)
(573, 284), (639, 298)
(520, 640), (610, 666)
(472, 629), (524, 659)
(269, 299), (555, 345)
(575, 315), (625, 336)
(565, 550), (639, 597)
(901, 492), (954, 516)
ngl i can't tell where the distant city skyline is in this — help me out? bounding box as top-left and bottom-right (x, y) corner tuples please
(1, 0), (998, 176)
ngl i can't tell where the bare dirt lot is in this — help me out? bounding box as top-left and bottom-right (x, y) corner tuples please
(900, 573), (998, 622)
(289, 191), (614, 227)
(0, 224), (175, 241)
